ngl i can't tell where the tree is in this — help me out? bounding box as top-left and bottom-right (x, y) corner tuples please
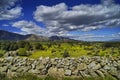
(33, 43), (44, 50)
(17, 48), (30, 56)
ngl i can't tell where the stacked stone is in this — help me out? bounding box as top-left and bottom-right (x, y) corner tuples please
(0, 56), (119, 79)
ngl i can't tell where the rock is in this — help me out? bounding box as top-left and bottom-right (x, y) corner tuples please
(77, 63), (87, 70)
(103, 65), (111, 70)
(99, 69), (109, 75)
(72, 69), (79, 76)
(88, 61), (96, 69)
(41, 69), (47, 75)
(48, 67), (64, 78)
(64, 70), (72, 76)
(79, 71), (90, 77)
(7, 69), (17, 78)
(11, 66), (18, 71)
(36, 64), (45, 70)
(31, 63), (36, 69)
(89, 71), (98, 77)
(42, 59), (47, 65)
(28, 69), (40, 74)
(5, 57), (13, 61)
(92, 64), (101, 70)
(96, 70), (104, 77)
(113, 61), (119, 67)
(109, 67), (118, 77)
(117, 71), (120, 79)
(0, 66), (8, 72)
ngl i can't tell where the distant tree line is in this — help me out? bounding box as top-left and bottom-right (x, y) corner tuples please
(0, 41), (44, 51)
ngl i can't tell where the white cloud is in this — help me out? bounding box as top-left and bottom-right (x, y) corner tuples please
(0, 7), (22, 20)
(12, 20), (45, 35)
(34, 0), (120, 33)
(0, 0), (22, 20)
(2, 24), (9, 27)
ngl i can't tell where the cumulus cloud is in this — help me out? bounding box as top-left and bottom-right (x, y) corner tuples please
(12, 20), (45, 35)
(2, 24), (9, 27)
(0, 0), (22, 20)
(34, 0), (120, 34)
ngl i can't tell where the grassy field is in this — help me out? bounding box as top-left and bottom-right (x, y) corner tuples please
(0, 73), (117, 80)
(29, 42), (120, 59)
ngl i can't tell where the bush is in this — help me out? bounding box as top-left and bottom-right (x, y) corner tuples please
(0, 50), (5, 57)
(17, 48), (30, 56)
(62, 50), (70, 58)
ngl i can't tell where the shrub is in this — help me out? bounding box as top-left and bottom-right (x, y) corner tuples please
(62, 50), (70, 58)
(17, 48), (30, 56)
(0, 50), (5, 57)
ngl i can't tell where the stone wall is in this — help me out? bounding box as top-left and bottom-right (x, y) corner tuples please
(0, 56), (120, 79)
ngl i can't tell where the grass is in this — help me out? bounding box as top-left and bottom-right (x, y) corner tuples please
(29, 42), (120, 59)
(0, 73), (117, 80)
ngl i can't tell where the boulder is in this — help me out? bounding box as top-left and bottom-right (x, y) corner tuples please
(0, 66), (8, 72)
(92, 64), (101, 70)
(96, 70), (104, 77)
(64, 70), (72, 76)
(88, 61), (96, 69)
(28, 69), (40, 74)
(48, 67), (64, 78)
(77, 63), (87, 70)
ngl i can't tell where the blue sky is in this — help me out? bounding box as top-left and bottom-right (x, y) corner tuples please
(0, 0), (120, 41)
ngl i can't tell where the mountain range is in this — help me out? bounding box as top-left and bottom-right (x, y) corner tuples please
(0, 30), (119, 42)
(0, 30), (72, 41)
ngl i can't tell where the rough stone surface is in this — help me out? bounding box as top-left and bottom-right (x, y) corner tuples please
(65, 70), (72, 76)
(0, 56), (119, 79)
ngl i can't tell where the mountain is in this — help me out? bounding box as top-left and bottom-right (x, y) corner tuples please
(0, 30), (26, 40)
(110, 39), (120, 42)
(26, 34), (49, 41)
(0, 30), (73, 41)
(49, 36), (77, 42)
(0, 30), (48, 41)
(49, 36), (69, 41)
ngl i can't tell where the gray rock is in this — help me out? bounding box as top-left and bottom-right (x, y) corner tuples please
(79, 71), (90, 77)
(28, 69), (40, 74)
(96, 70), (104, 77)
(103, 65), (111, 70)
(89, 71), (98, 77)
(7, 69), (17, 78)
(41, 69), (47, 75)
(11, 66), (18, 71)
(36, 64), (45, 70)
(64, 70), (72, 76)
(92, 64), (101, 70)
(72, 69), (79, 76)
(88, 61), (96, 69)
(0, 66), (8, 72)
(48, 67), (64, 78)
(77, 63), (87, 70)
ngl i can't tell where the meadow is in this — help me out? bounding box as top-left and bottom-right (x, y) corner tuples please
(29, 41), (120, 59)
(0, 41), (120, 58)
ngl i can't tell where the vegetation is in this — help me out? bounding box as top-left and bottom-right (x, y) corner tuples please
(0, 41), (120, 58)
(17, 48), (30, 56)
(0, 50), (5, 57)
(0, 73), (117, 80)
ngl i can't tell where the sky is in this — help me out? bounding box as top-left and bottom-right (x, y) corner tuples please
(0, 0), (120, 41)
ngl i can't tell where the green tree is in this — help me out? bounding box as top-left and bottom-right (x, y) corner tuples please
(17, 48), (30, 56)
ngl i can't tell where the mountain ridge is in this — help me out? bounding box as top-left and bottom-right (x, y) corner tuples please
(0, 30), (73, 41)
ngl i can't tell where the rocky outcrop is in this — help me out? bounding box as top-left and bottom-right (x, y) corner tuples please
(0, 56), (120, 79)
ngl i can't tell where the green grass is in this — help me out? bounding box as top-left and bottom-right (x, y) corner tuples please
(29, 42), (120, 59)
(0, 73), (117, 80)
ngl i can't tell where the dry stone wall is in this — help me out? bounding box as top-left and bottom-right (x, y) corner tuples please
(0, 56), (120, 79)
